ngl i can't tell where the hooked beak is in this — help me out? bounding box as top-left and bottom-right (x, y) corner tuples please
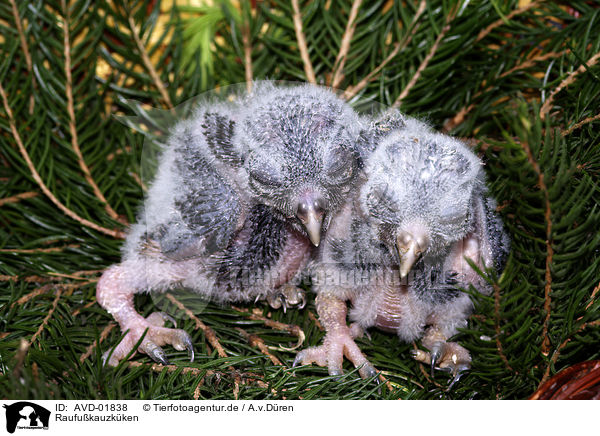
(396, 230), (429, 279)
(296, 196), (326, 247)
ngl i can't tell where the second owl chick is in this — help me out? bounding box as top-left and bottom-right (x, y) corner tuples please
(295, 114), (510, 386)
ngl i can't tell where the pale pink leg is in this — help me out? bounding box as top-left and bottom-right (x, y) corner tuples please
(294, 293), (376, 379)
(97, 265), (194, 366)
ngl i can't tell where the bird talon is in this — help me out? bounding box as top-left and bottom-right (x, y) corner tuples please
(359, 363), (378, 380)
(298, 292), (306, 310)
(266, 286), (306, 313)
(292, 352), (304, 368)
(180, 331), (195, 362)
(143, 342), (170, 366)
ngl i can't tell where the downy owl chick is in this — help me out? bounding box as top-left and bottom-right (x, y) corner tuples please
(97, 83), (364, 366)
(295, 114), (509, 386)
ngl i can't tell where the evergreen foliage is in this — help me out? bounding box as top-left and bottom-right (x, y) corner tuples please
(0, 0), (599, 399)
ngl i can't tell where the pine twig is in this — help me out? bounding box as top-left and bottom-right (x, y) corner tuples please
(520, 139), (554, 355)
(562, 112), (600, 136)
(493, 282), (513, 371)
(344, 0), (426, 100)
(129, 171), (147, 191)
(443, 51), (567, 132)
(165, 293), (228, 358)
(9, 0), (35, 114)
(476, 1), (540, 43)
(13, 284), (54, 307)
(307, 310), (324, 331)
(29, 287), (63, 347)
(585, 281), (600, 311)
(0, 191), (39, 206)
(0, 243), (80, 254)
(540, 50), (600, 120)
(291, 0), (316, 84)
(330, 0), (363, 88)
(242, 21), (254, 92)
(537, 320), (600, 388)
(232, 306), (305, 350)
(78, 323), (116, 364)
(62, 0), (122, 223)
(236, 328), (283, 365)
(0, 81), (125, 239)
(127, 14), (174, 109)
(392, 4), (459, 108)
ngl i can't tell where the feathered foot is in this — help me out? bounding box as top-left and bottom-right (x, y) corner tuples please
(103, 311), (194, 366)
(293, 293), (377, 379)
(412, 330), (471, 389)
(266, 284), (306, 313)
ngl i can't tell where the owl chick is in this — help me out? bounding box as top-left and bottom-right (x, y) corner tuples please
(97, 83), (363, 366)
(295, 115), (509, 386)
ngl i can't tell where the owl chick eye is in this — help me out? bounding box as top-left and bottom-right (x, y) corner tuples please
(247, 153), (284, 187)
(438, 207), (467, 225)
(249, 167), (282, 187)
(328, 163), (354, 182)
(325, 147), (355, 182)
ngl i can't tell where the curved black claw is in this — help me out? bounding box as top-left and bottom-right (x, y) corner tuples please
(430, 344), (442, 377)
(267, 286), (306, 313)
(181, 331), (195, 362)
(447, 363), (470, 391)
(359, 362), (378, 380)
(292, 353), (303, 368)
(145, 342), (170, 365)
(297, 292), (306, 310)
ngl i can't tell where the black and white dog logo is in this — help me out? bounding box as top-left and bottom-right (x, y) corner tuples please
(3, 402), (50, 433)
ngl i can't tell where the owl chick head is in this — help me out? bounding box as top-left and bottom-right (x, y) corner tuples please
(360, 120), (483, 276)
(239, 83), (362, 246)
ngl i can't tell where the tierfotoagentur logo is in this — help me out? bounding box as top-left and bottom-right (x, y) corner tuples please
(2, 402), (50, 434)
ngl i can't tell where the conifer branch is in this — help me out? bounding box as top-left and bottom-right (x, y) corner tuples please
(9, 0), (35, 114)
(236, 328), (283, 365)
(71, 299), (98, 317)
(232, 306), (305, 350)
(0, 244), (80, 254)
(540, 50), (600, 120)
(61, 0), (121, 222)
(129, 171), (147, 191)
(30, 287), (63, 346)
(493, 282), (513, 371)
(13, 284), (54, 307)
(538, 320), (600, 388)
(520, 139), (554, 355)
(444, 51), (567, 132)
(562, 112), (600, 136)
(78, 323), (116, 364)
(344, 0), (426, 100)
(392, 4), (459, 108)
(585, 281), (600, 311)
(291, 0), (316, 84)
(476, 1), (540, 43)
(0, 81), (126, 239)
(242, 21), (254, 91)
(0, 191), (39, 206)
(165, 293), (228, 358)
(330, 0), (363, 88)
(127, 14), (174, 109)
(307, 310), (324, 331)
